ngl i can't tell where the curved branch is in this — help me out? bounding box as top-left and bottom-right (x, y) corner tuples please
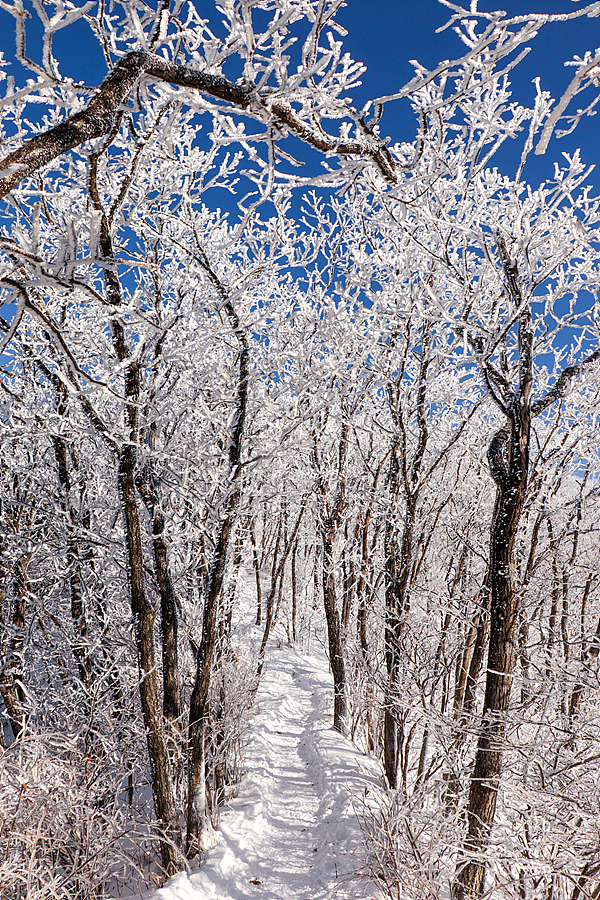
(270, 101), (396, 182)
(0, 49), (397, 201)
(0, 51), (252, 200)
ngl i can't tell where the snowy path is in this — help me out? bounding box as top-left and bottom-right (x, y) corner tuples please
(155, 646), (382, 900)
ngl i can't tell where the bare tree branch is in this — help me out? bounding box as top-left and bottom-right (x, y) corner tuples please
(0, 49), (397, 202)
(532, 348), (600, 418)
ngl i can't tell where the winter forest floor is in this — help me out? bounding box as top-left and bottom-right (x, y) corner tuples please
(149, 644), (383, 900)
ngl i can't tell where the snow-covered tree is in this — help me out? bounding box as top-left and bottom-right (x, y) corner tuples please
(2, 2), (600, 896)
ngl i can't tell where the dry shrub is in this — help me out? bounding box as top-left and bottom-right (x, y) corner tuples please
(0, 729), (164, 900)
(352, 784), (461, 900)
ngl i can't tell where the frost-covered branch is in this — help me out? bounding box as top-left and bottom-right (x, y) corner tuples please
(532, 348), (600, 417)
(0, 52), (252, 200)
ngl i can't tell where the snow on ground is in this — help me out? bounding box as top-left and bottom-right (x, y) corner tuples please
(152, 644), (383, 900)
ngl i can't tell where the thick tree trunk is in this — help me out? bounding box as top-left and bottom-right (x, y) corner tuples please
(455, 421), (530, 900)
(455, 239), (534, 900)
(87, 161), (183, 875)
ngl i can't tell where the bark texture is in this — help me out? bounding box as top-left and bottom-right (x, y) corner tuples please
(119, 447), (183, 874)
(0, 51), (396, 202)
(313, 419), (351, 736)
(137, 470), (181, 728)
(52, 382), (94, 691)
(322, 525), (348, 735)
(383, 327), (430, 788)
(0, 558), (28, 741)
(455, 237), (533, 900)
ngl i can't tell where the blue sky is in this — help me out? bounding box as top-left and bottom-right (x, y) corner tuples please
(0, 1), (598, 188)
(0, 3), (598, 377)
(336, 1), (600, 186)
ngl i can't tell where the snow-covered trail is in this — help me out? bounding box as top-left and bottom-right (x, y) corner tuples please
(155, 646), (382, 900)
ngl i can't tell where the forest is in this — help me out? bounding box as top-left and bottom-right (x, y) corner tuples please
(1, 1), (600, 898)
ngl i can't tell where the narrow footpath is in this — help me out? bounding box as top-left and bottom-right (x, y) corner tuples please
(153, 646), (382, 900)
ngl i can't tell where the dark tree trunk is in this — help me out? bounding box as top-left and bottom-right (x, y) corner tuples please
(186, 268), (249, 858)
(291, 540), (298, 644)
(460, 577), (491, 723)
(0, 557), (28, 741)
(455, 238), (533, 900)
(312, 416), (351, 737)
(322, 526), (348, 735)
(340, 520), (357, 632)
(383, 328), (430, 789)
(88, 161), (183, 875)
(453, 233), (599, 899)
(186, 502), (238, 856)
(119, 447), (183, 874)
(257, 503), (306, 676)
(137, 470), (181, 729)
(250, 518), (262, 626)
(455, 427), (527, 899)
(383, 488), (416, 789)
(52, 386), (94, 691)
(257, 512), (283, 673)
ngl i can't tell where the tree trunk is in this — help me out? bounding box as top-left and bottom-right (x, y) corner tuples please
(0, 557), (28, 741)
(568, 574), (600, 729)
(291, 540), (298, 644)
(186, 274), (249, 858)
(137, 470), (181, 729)
(383, 331), (430, 789)
(88, 159), (183, 874)
(257, 512), (283, 673)
(322, 527), (347, 735)
(312, 416), (351, 737)
(119, 447), (183, 875)
(186, 495), (239, 855)
(455, 238), (534, 900)
(258, 503), (306, 676)
(383, 492), (416, 789)
(455, 417), (529, 900)
(460, 578), (491, 723)
(250, 518), (262, 626)
(52, 397), (94, 691)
